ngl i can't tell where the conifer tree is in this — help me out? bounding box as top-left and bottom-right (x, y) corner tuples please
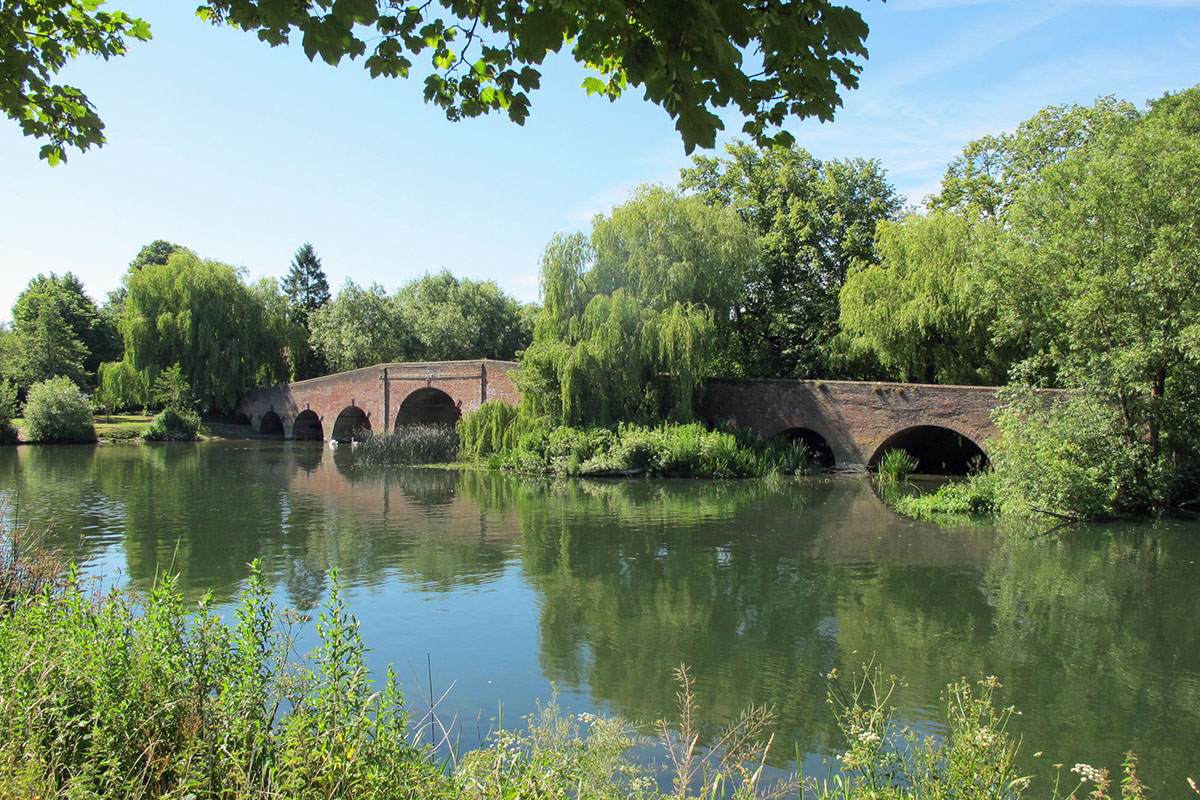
(282, 243), (331, 380)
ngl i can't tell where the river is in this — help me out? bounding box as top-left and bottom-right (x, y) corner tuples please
(1, 441), (1198, 795)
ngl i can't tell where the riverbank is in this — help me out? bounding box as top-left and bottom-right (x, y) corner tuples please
(7, 415), (262, 444)
(0, 528), (1164, 800)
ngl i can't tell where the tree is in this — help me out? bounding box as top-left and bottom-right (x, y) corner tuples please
(308, 272), (533, 372)
(928, 96), (1139, 222)
(282, 242), (331, 379)
(4, 302), (89, 390)
(1, 0), (151, 163)
(129, 240), (186, 272)
(520, 189), (740, 426)
(11, 272), (119, 377)
(9, 1), (873, 161)
(838, 213), (1016, 385)
(119, 250), (291, 412)
(398, 270), (532, 362)
(994, 86), (1200, 507)
(681, 140), (902, 377)
(309, 281), (414, 372)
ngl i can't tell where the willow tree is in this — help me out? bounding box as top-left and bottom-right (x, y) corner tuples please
(520, 189), (738, 426)
(681, 140), (902, 378)
(119, 251), (291, 412)
(838, 212), (1015, 385)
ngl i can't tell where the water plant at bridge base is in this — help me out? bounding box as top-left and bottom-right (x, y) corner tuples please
(505, 422), (814, 478)
(874, 448), (919, 484)
(891, 471), (999, 520)
(355, 424), (459, 465)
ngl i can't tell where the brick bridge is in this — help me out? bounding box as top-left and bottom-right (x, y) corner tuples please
(238, 361), (1002, 472)
(237, 360), (519, 442)
(698, 378), (1001, 471)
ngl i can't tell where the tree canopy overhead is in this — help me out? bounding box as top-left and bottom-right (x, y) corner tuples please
(0, 0), (151, 164)
(200, 0), (872, 153)
(6, 0), (873, 161)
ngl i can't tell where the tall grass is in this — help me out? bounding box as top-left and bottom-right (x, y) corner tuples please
(355, 425), (459, 465)
(0, 563), (437, 800)
(503, 422), (815, 478)
(874, 448), (919, 484)
(0, 538), (1179, 800)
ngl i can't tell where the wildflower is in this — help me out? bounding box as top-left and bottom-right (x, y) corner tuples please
(857, 730), (881, 745)
(1072, 763), (1106, 783)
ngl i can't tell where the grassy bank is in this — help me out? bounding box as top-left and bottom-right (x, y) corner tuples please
(0, 525), (1176, 800)
(8, 415), (260, 443)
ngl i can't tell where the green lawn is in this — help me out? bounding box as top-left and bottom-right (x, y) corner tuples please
(10, 415), (257, 442)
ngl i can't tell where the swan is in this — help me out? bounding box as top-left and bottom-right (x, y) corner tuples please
(327, 438), (339, 449)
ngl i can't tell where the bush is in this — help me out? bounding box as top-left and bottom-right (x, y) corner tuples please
(457, 401), (532, 461)
(21, 376), (96, 443)
(0, 380), (17, 444)
(355, 425), (458, 465)
(991, 390), (1158, 519)
(0, 567), (434, 799)
(504, 422), (813, 478)
(142, 406), (201, 441)
(892, 470), (999, 519)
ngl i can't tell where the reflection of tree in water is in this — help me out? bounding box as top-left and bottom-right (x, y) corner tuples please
(512, 477), (849, 758)
(822, 523), (1200, 796)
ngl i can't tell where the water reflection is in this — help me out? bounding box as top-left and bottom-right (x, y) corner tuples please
(0, 443), (1197, 797)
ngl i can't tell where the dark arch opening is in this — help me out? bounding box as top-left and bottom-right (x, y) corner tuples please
(233, 412), (251, 426)
(868, 425), (988, 476)
(292, 409), (324, 441)
(775, 427), (836, 469)
(396, 388), (461, 427)
(331, 406), (372, 443)
(259, 411), (285, 438)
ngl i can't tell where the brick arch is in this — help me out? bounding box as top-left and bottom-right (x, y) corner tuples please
(768, 424), (844, 470)
(866, 423), (989, 475)
(395, 386), (462, 427)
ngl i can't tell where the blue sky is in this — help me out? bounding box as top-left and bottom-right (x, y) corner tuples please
(2, 0), (1198, 322)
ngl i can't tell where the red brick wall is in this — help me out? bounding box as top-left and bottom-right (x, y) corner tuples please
(700, 378), (1003, 469)
(238, 360), (519, 438)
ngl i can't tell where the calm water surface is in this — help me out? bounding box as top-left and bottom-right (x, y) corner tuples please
(2, 441), (1198, 795)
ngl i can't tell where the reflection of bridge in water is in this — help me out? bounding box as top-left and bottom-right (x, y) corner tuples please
(238, 360), (1011, 472)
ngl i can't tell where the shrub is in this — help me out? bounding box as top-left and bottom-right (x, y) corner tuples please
(21, 376), (96, 443)
(875, 448), (918, 484)
(991, 390), (1158, 519)
(892, 470), (999, 519)
(0, 380), (17, 444)
(142, 406), (201, 441)
(356, 425), (459, 465)
(0, 567), (434, 799)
